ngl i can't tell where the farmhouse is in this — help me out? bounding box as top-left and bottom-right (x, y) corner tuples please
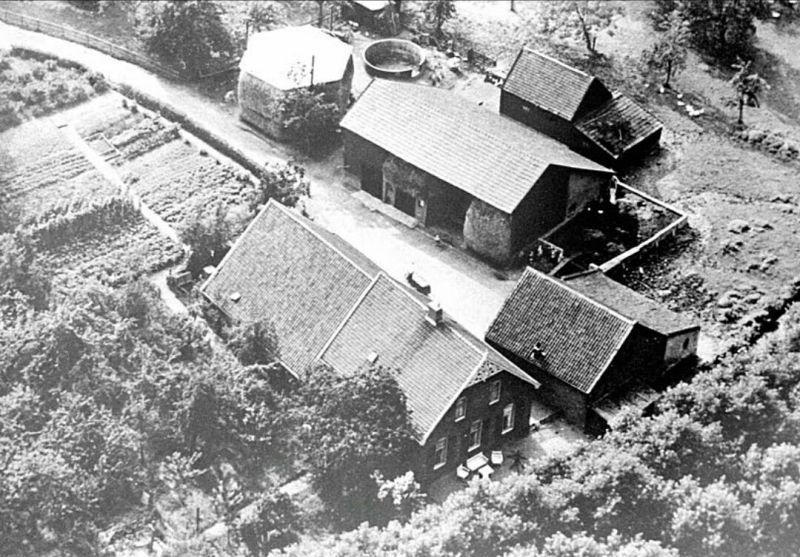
(238, 25), (353, 140)
(340, 79), (614, 265)
(501, 49), (663, 168)
(202, 200), (541, 483)
(486, 268), (699, 433)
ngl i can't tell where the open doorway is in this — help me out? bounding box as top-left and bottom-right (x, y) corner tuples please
(395, 188), (416, 217)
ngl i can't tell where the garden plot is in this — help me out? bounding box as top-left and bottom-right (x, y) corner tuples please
(121, 139), (258, 229)
(32, 199), (184, 294)
(0, 119), (118, 222)
(61, 93), (179, 165)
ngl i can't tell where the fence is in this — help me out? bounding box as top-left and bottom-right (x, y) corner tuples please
(598, 181), (688, 273)
(0, 7), (184, 80)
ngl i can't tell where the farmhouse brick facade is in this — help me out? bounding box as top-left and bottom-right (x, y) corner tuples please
(501, 49), (663, 168)
(340, 79), (613, 266)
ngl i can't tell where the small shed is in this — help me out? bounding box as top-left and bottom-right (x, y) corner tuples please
(238, 26), (354, 140)
(501, 49), (662, 168)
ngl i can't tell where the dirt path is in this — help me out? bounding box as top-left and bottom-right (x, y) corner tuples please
(1, 21), (517, 338)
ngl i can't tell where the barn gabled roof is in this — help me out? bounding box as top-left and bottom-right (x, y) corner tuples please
(201, 200), (378, 376)
(574, 92), (663, 159)
(320, 273), (539, 442)
(564, 269), (699, 336)
(340, 79), (612, 214)
(239, 26), (352, 90)
(503, 48), (608, 121)
(486, 268), (635, 394)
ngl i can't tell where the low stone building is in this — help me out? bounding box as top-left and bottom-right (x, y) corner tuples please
(340, 79), (613, 265)
(564, 269), (700, 369)
(202, 200), (541, 484)
(486, 268), (699, 433)
(501, 49), (663, 168)
(238, 26), (353, 140)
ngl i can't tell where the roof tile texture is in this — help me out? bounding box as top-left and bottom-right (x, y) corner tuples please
(321, 274), (486, 439)
(503, 49), (598, 121)
(486, 268), (634, 394)
(565, 270), (699, 336)
(201, 201), (375, 374)
(575, 92), (663, 157)
(340, 79), (611, 214)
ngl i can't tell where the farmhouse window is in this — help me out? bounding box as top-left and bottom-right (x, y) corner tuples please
(489, 380), (501, 405)
(469, 420), (482, 450)
(455, 396), (467, 421)
(502, 404), (515, 434)
(434, 437), (447, 469)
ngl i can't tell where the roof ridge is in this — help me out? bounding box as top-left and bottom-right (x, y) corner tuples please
(316, 272), (382, 362)
(526, 267), (636, 327)
(522, 47), (593, 81)
(268, 199), (375, 279)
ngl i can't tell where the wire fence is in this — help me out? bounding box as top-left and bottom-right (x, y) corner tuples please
(0, 7), (241, 81)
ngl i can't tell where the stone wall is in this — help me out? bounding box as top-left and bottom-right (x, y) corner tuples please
(464, 199), (514, 265)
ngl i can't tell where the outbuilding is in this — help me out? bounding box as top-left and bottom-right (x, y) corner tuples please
(486, 268), (698, 433)
(340, 79), (614, 265)
(501, 49), (663, 168)
(238, 25), (353, 140)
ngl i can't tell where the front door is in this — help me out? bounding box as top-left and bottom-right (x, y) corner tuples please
(395, 188), (416, 217)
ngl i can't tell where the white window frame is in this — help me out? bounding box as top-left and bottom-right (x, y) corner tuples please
(489, 380), (501, 405)
(468, 419), (482, 451)
(502, 403), (515, 434)
(454, 396), (466, 422)
(433, 436), (448, 469)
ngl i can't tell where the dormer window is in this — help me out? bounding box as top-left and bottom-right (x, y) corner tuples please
(489, 380), (501, 405)
(454, 396), (466, 421)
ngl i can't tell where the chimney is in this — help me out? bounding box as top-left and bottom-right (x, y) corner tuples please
(425, 300), (443, 327)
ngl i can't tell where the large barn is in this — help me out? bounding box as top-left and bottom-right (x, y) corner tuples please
(486, 268), (699, 433)
(238, 26), (353, 140)
(201, 200), (541, 483)
(340, 79), (614, 265)
(501, 49), (663, 168)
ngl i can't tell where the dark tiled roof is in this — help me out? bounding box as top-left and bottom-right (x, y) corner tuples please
(575, 92), (663, 158)
(503, 49), (603, 121)
(201, 200), (378, 375)
(321, 274), (538, 441)
(486, 268), (635, 394)
(340, 79), (611, 214)
(564, 270), (699, 336)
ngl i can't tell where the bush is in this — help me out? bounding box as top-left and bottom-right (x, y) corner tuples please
(278, 88), (341, 155)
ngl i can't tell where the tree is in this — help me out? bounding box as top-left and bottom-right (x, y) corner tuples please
(653, 0), (759, 61)
(641, 9), (690, 88)
(135, 0), (234, 76)
(180, 202), (232, 275)
(0, 233), (50, 310)
(237, 489), (301, 556)
(535, 1), (621, 57)
(226, 319), (280, 367)
(425, 0), (456, 37)
(278, 88), (341, 155)
(253, 162), (310, 210)
(288, 364), (417, 527)
(729, 58), (768, 125)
